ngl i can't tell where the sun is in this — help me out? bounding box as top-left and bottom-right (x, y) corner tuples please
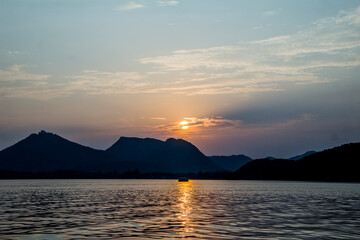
(179, 120), (189, 130)
(180, 121), (189, 125)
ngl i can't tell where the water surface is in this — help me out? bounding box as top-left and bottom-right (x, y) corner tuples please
(0, 180), (359, 239)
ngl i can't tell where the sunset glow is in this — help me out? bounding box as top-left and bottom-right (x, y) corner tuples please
(0, 1), (359, 158)
(179, 121), (189, 130)
(0, 2), (359, 239)
(179, 121), (189, 126)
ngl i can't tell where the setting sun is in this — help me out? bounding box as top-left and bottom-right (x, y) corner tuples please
(179, 120), (189, 130)
(0, 1), (359, 239)
(180, 121), (189, 125)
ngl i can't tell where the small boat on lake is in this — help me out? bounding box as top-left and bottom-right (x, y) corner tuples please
(178, 177), (189, 182)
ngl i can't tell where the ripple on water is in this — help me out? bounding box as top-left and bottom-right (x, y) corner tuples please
(0, 179), (359, 239)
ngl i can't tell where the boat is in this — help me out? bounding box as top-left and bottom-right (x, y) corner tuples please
(178, 177), (189, 182)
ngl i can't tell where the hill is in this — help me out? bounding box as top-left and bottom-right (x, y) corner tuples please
(0, 131), (223, 175)
(1, 131), (358, 181)
(231, 143), (360, 182)
(289, 151), (316, 160)
(0, 130), (115, 172)
(291, 143), (360, 181)
(106, 136), (223, 173)
(231, 158), (294, 180)
(208, 155), (252, 171)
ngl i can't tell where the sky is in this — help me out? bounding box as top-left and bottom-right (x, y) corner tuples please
(0, 0), (359, 158)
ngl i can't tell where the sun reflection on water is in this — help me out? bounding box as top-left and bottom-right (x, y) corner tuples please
(176, 180), (194, 237)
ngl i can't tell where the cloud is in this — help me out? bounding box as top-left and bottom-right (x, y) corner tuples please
(278, 114), (316, 127)
(155, 117), (242, 134)
(183, 117), (242, 128)
(65, 70), (149, 94)
(150, 116), (248, 141)
(0, 65), (50, 81)
(157, 1), (179, 7)
(264, 11), (276, 16)
(65, 69), (282, 96)
(150, 117), (167, 120)
(139, 6), (360, 94)
(8, 51), (20, 55)
(7, 51), (31, 55)
(2, 6), (360, 99)
(263, 8), (281, 16)
(142, 81), (282, 95)
(252, 25), (263, 30)
(0, 69), (148, 99)
(115, 2), (144, 11)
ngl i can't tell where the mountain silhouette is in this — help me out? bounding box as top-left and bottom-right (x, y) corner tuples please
(290, 143), (360, 181)
(1, 131), (359, 181)
(106, 137), (165, 162)
(0, 130), (115, 172)
(0, 131), (223, 174)
(208, 155), (252, 171)
(289, 151), (316, 160)
(106, 136), (223, 173)
(232, 142), (360, 182)
(231, 158), (294, 180)
(264, 151), (316, 161)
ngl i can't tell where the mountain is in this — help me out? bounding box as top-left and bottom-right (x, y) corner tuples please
(0, 132), (223, 174)
(0, 130), (115, 172)
(106, 136), (223, 173)
(231, 142), (360, 182)
(289, 151), (316, 160)
(1, 131), (358, 181)
(264, 151), (316, 161)
(231, 158), (294, 180)
(291, 143), (360, 182)
(106, 137), (165, 162)
(208, 155), (252, 171)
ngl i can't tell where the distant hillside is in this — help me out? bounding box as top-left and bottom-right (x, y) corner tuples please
(231, 143), (360, 182)
(289, 151), (316, 160)
(0, 130), (115, 172)
(1, 131), (358, 181)
(0, 132), (223, 175)
(264, 151), (316, 161)
(291, 143), (360, 181)
(208, 155), (252, 172)
(231, 158), (294, 180)
(106, 136), (223, 173)
(106, 137), (165, 162)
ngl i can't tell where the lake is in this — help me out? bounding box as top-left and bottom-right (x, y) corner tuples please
(0, 179), (359, 239)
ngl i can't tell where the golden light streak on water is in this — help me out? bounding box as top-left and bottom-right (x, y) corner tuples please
(176, 180), (194, 237)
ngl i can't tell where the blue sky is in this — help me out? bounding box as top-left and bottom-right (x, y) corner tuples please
(0, 0), (359, 158)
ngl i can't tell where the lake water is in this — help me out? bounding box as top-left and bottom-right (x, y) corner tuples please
(0, 180), (359, 239)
